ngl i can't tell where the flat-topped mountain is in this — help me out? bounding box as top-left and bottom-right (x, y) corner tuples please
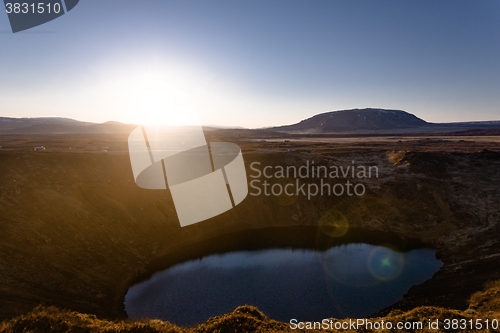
(274, 108), (428, 133)
(272, 108), (500, 134)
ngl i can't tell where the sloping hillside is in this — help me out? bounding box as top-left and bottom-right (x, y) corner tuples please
(0, 133), (499, 329)
(275, 109), (428, 133)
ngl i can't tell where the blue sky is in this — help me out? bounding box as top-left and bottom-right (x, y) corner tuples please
(1, 0), (499, 127)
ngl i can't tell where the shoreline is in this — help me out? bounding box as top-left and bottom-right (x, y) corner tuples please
(118, 225), (436, 319)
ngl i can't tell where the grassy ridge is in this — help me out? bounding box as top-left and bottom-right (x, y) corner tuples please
(1, 281), (500, 333)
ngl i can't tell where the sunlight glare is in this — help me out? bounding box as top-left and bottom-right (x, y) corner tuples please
(139, 88), (200, 127)
(103, 68), (202, 127)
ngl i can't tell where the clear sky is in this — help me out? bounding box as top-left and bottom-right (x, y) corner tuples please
(1, 0), (499, 128)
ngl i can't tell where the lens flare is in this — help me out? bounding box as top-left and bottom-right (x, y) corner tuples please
(367, 246), (404, 281)
(319, 209), (349, 238)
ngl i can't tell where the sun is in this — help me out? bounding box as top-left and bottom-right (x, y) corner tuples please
(106, 69), (203, 127)
(139, 88), (201, 127)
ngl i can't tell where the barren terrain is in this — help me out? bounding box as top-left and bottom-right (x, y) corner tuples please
(0, 130), (499, 331)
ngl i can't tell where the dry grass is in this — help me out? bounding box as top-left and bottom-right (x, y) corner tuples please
(2, 280), (500, 333)
(0, 305), (185, 333)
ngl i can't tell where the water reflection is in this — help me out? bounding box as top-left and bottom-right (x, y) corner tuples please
(125, 244), (442, 326)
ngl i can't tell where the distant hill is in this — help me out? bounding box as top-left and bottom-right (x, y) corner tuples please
(0, 117), (91, 131)
(274, 108), (428, 133)
(2, 112), (500, 135)
(0, 118), (134, 134)
(0, 118), (238, 135)
(273, 108), (500, 134)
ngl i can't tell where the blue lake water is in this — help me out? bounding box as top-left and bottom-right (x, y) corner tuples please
(125, 244), (442, 326)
